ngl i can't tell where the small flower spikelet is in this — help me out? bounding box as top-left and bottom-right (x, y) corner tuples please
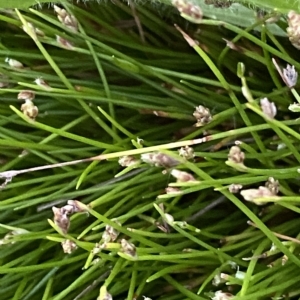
(228, 184), (243, 193)
(54, 5), (78, 32)
(21, 99), (38, 120)
(265, 177), (279, 195)
(52, 200), (86, 234)
(118, 155), (139, 167)
(56, 36), (74, 50)
(165, 187), (182, 195)
(22, 22), (44, 38)
(240, 177), (279, 205)
(141, 152), (179, 168)
(120, 239), (137, 259)
(102, 223), (120, 243)
(287, 11), (300, 50)
(178, 146), (194, 160)
(260, 98), (277, 119)
(193, 105), (212, 126)
(35, 78), (52, 90)
(18, 90), (35, 101)
(172, 0), (203, 23)
(283, 64), (298, 88)
(0, 228), (29, 246)
(5, 58), (23, 69)
(240, 186), (275, 205)
(52, 206), (70, 234)
(227, 146), (245, 164)
(61, 239), (77, 254)
(170, 169), (196, 182)
(211, 291), (234, 300)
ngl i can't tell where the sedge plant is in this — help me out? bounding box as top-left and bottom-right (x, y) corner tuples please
(0, 1), (300, 300)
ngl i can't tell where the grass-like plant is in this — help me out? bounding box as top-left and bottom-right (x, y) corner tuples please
(1, 1), (300, 299)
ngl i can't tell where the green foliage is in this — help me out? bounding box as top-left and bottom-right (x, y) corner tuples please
(1, 1), (300, 300)
(0, 0), (52, 8)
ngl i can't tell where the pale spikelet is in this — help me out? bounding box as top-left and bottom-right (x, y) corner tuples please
(178, 146), (194, 160)
(120, 239), (137, 258)
(227, 146), (245, 164)
(102, 223), (120, 243)
(211, 290), (234, 300)
(165, 187), (182, 195)
(61, 239), (77, 254)
(283, 64), (298, 88)
(52, 206), (70, 234)
(5, 58), (23, 69)
(240, 186), (275, 205)
(21, 99), (38, 120)
(34, 78), (52, 90)
(260, 98), (277, 119)
(54, 5), (78, 32)
(18, 90), (35, 101)
(118, 155), (139, 167)
(170, 169), (196, 182)
(265, 177), (279, 195)
(172, 0), (203, 24)
(22, 22), (44, 38)
(56, 36), (74, 50)
(287, 11), (300, 50)
(141, 152), (179, 168)
(228, 184), (243, 193)
(193, 105), (212, 127)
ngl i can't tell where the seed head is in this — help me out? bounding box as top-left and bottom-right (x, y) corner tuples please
(172, 0), (203, 23)
(34, 78), (52, 90)
(227, 146), (245, 164)
(165, 187), (182, 195)
(0, 228), (29, 246)
(211, 291), (234, 300)
(66, 200), (86, 213)
(240, 186), (275, 205)
(287, 11), (300, 50)
(118, 155), (139, 167)
(212, 273), (226, 286)
(102, 223), (120, 243)
(141, 152), (179, 168)
(54, 5), (78, 32)
(21, 99), (38, 120)
(120, 239), (137, 259)
(228, 184), (243, 193)
(56, 36), (74, 50)
(193, 105), (212, 127)
(273, 59), (298, 88)
(18, 90), (35, 101)
(260, 98), (277, 119)
(170, 169), (196, 182)
(61, 239), (77, 254)
(52, 206), (70, 234)
(265, 177), (279, 195)
(22, 22), (44, 38)
(5, 58), (23, 69)
(178, 146), (194, 160)
(283, 64), (298, 88)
